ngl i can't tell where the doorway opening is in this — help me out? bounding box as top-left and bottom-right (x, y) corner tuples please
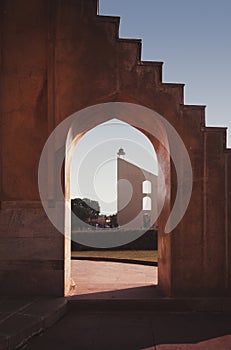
(68, 119), (163, 298)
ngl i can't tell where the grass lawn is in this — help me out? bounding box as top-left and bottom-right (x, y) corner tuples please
(71, 250), (158, 263)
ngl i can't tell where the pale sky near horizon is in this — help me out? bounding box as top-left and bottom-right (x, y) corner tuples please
(71, 1), (231, 214)
(71, 119), (158, 215)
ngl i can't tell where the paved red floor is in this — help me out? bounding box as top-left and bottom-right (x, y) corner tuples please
(22, 260), (231, 349)
(69, 259), (158, 299)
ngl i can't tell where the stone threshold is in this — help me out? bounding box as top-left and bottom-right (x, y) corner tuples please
(68, 297), (231, 313)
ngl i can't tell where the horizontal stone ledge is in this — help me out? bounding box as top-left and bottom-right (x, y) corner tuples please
(181, 104), (206, 110)
(203, 126), (228, 132)
(0, 260), (64, 271)
(0, 237), (64, 260)
(0, 201), (43, 209)
(68, 297), (231, 313)
(138, 61), (163, 67)
(96, 15), (120, 24)
(117, 38), (142, 44)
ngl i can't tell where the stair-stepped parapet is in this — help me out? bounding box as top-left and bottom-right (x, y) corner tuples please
(95, 15), (120, 41)
(116, 38), (142, 71)
(136, 61), (163, 86)
(81, 0), (98, 17)
(94, 8), (188, 106)
(181, 104), (206, 129)
(160, 83), (185, 105)
(64, 0), (98, 18)
(204, 127), (228, 151)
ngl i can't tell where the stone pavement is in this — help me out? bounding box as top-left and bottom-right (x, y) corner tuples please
(69, 259), (159, 298)
(0, 297), (67, 350)
(1, 259), (231, 349)
(23, 308), (231, 350)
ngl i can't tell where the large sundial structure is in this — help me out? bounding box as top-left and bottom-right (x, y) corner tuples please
(117, 156), (158, 229)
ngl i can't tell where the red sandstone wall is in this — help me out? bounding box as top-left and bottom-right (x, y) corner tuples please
(169, 106), (206, 296)
(203, 129), (227, 292)
(1, 0), (48, 201)
(0, 0), (63, 296)
(0, 0), (230, 296)
(226, 151), (231, 291)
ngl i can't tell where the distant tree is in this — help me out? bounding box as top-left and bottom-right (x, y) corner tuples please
(82, 198), (100, 215)
(71, 198), (100, 223)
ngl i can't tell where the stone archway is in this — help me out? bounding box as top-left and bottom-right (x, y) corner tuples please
(0, 0), (230, 297)
(63, 102), (192, 296)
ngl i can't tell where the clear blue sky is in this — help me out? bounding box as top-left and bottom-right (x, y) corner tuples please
(99, 0), (231, 146)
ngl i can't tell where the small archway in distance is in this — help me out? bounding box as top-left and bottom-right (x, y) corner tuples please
(143, 196), (152, 211)
(143, 180), (152, 194)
